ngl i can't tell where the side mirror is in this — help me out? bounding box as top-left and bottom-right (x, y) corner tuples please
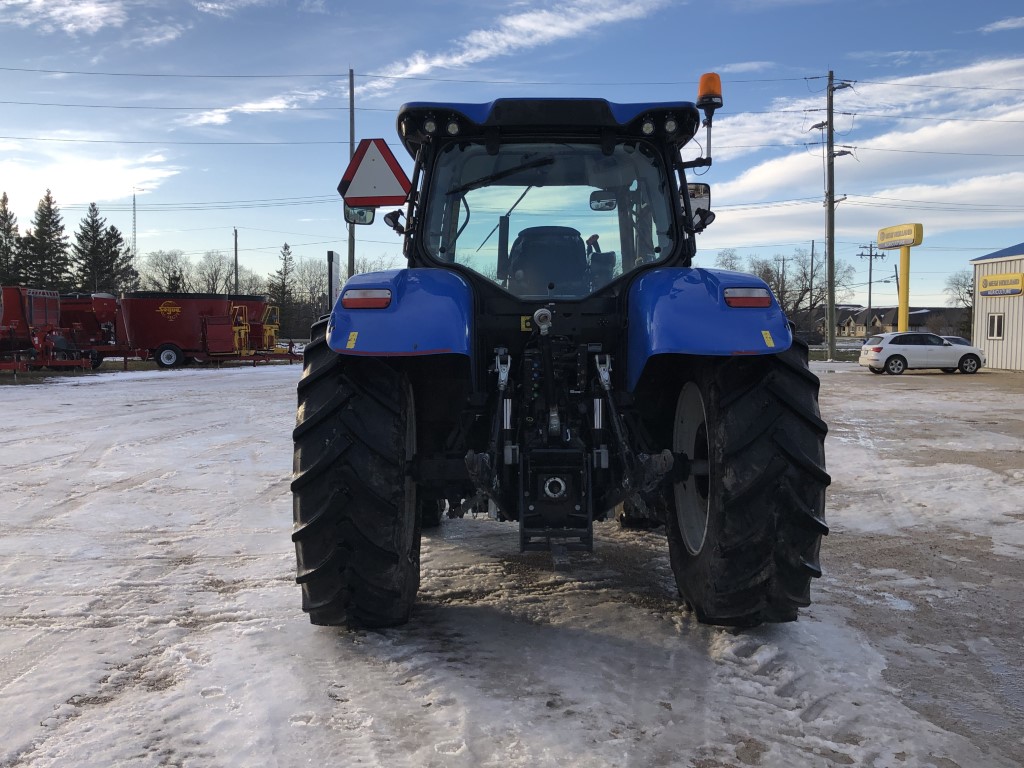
(685, 183), (714, 232)
(344, 205), (375, 226)
(589, 190), (617, 211)
(685, 183), (710, 212)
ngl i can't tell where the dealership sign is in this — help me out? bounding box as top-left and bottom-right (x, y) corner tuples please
(877, 223), (923, 249)
(979, 273), (1024, 297)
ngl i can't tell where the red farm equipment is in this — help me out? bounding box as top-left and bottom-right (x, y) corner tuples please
(118, 291), (296, 368)
(60, 292), (134, 368)
(0, 286), (92, 371)
(2, 287), (298, 372)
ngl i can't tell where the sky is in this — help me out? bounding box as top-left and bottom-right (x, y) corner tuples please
(1, 362), (1021, 766)
(2, 0), (1024, 306)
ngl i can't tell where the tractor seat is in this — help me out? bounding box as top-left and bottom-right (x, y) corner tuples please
(507, 226), (588, 297)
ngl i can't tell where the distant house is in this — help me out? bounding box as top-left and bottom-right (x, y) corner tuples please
(812, 305), (969, 339)
(971, 242), (1024, 372)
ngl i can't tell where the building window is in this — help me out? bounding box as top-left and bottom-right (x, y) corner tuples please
(987, 313), (1004, 340)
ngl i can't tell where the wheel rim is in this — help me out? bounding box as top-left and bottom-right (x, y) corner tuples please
(887, 358), (904, 374)
(159, 348), (178, 366)
(673, 382), (711, 556)
(962, 357), (978, 373)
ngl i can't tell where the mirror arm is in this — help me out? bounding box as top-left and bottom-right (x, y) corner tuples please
(679, 157), (712, 170)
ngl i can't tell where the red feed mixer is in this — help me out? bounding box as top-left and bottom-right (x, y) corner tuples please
(0, 286), (92, 371)
(1, 286), (298, 372)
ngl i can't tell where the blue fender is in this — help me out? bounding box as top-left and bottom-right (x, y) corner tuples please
(327, 268), (473, 357)
(625, 267), (793, 391)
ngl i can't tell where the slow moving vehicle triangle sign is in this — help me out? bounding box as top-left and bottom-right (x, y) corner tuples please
(337, 138), (411, 207)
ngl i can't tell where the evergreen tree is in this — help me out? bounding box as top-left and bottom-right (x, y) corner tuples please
(0, 192), (19, 285)
(268, 243), (298, 336)
(71, 202), (107, 291)
(20, 190), (71, 291)
(71, 203), (139, 294)
(102, 225), (140, 293)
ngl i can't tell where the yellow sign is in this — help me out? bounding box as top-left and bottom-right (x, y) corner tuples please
(877, 223), (923, 249)
(979, 273), (1023, 297)
(157, 301), (182, 321)
(520, 315), (533, 332)
(345, 331), (358, 349)
(761, 330), (775, 348)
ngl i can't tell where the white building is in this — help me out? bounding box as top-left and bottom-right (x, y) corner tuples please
(971, 242), (1024, 372)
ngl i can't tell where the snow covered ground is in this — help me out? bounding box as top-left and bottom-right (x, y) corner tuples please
(1, 362), (1022, 767)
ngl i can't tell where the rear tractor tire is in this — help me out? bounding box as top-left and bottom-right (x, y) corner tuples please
(666, 337), (830, 626)
(291, 319), (421, 627)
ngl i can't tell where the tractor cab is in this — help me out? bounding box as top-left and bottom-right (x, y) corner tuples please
(383, 88), (722, 299)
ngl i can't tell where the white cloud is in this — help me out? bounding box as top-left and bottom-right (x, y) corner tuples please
(0, 140), (179, 229)
(979, 16), (1024, 33)
(177, 89), (328, 126)
(718, 61), (774, 74)
(191, 0), (273, 17)
(122, 22), (191, 47)
(359, 0), (670, 97)
(696, 58), (1024, 253)
(0, 0), (128, 35)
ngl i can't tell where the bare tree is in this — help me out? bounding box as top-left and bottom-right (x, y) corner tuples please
(343, 253), (402, 281)
(736, 248), (855, 321)
(944, 270), (974, 309)
(140, 249), (193, 292)
(236, 265), (266, 295)
(293, 256), (329, 315)
(714, 248), (742, 271)
(194, 250), (233, 293)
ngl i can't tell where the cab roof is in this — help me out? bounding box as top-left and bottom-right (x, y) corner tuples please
(396, 98), (701, 157)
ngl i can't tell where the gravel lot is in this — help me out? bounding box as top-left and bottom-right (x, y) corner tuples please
(814, 362), (1024, 765)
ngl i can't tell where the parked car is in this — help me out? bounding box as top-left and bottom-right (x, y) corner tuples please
(859, 332), (986, 375)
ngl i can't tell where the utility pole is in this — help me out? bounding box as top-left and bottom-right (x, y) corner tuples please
(233, 227), (238, 294)
(858, 242), (885, 336)
(824, 71), (851, 360)
(347, 67), (356, 282)
(131, 186), (145, 277)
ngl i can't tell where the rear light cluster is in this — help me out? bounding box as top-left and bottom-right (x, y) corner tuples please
(341, 289), (392, 309)
(868, 346), (883, 353)
(723, 287), (772, 308)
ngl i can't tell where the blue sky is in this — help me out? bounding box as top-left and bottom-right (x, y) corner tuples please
(2, 0), (1023, 307)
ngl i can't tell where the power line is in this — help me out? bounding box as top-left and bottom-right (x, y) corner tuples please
(852, 79), (1024, 93)
(0, 134), (343, 145)
(0, 99), (401, 113)
(0, 64), (812, 86)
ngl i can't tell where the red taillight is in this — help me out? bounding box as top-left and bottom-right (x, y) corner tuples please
(341, 289), (392, 309)
(869, 346), (883, 353)
(723, 287), (772, 308)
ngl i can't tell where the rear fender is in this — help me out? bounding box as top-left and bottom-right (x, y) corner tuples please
(626, 267), (792, 391)
(327, 268), (473, 359)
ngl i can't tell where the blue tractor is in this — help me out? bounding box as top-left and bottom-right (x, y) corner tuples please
(291, 75), (829, 628)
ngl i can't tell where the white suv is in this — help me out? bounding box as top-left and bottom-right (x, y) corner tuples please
(859, 332), (986, 375)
